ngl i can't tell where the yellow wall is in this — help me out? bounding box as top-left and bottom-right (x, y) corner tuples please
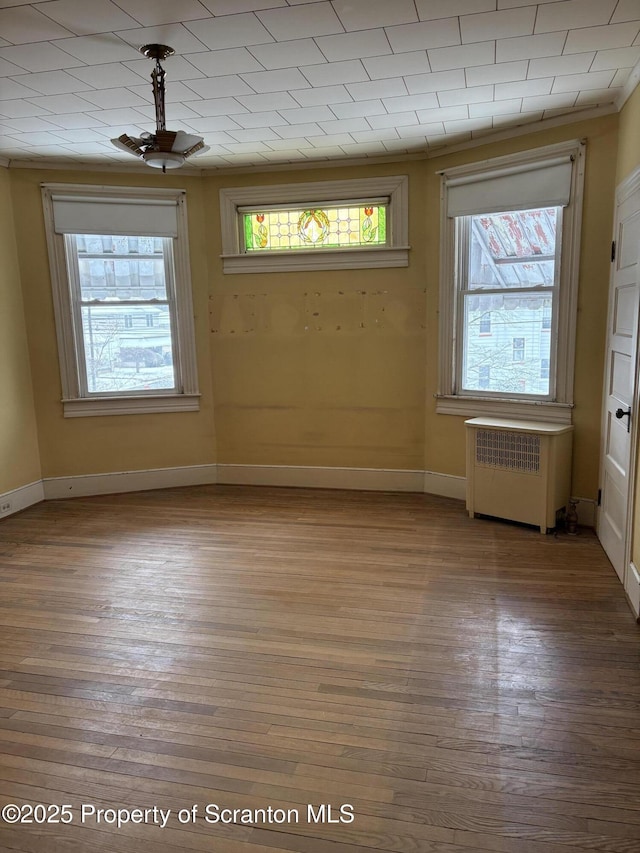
(5, 109), (620, 498)
(616, 84), (640, 186)
(0, 167), (41, 493)
(10, 169), (216, 478)
(205, 163), (426, 469)
(207, 113), (617, 494)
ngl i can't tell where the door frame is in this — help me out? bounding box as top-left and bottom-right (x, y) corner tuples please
(597, 165), (640, 615)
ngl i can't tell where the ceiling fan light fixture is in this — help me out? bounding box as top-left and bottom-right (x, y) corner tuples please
(143, 150), (185, 170)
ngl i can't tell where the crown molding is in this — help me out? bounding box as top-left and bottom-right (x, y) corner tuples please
(199, 151), (428, 175)
(7, 158), (205, 176)
(426, 103), (617, 160)
(5, 150), (428, 176)
(616, 59), (640, 111)
(0, 156), (9, 168)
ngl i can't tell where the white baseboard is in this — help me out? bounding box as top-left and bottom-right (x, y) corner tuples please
(625, 562), (640, 619)
(217, 463), (425, 492)
(572, 496), (597, 528)
(424, 471), (466, 501)
(0, 480), (45, 519)
(42, 464), (217, 499)
(2, 467), (593, 530)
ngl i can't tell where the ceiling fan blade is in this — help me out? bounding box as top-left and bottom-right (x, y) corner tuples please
(170, 131), (205, 154)
(111, 134), (145, 156)
(154, 130), (178, 152)
(182, 141), (209, 158)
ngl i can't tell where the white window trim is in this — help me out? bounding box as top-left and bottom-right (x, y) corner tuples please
(41, 184), (200, 418)
(219, 175), (409, 274)
(436, 139), (585, 424)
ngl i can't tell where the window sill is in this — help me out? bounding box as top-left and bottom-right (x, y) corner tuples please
(221, 246), (410, 274)
(62, 394), (200, 418)
(435, 395), (573, 424)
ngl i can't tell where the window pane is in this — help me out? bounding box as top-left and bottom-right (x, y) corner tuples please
(75, 235), (167, 301)
(468, 208), (558, 290)
(462, 293), (552, 395)
(80, 304), (175, 394)
(242, 205), (387, 251)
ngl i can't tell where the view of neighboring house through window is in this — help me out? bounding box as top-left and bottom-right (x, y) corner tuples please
(478, 365), (491, 389)
(460, 207), (559, 397)
(541, 358), (550, 380)
(72, 234), (176, 395)
(512, 336), (526, 362)
(479, 315), (491, 334)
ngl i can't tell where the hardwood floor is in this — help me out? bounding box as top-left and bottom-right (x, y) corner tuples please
(0, 485), (638, 853)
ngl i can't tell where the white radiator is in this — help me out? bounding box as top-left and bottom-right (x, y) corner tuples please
(465, 417), (573, 533)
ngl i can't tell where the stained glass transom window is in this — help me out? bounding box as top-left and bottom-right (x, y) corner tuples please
(242, 204), (387, 252)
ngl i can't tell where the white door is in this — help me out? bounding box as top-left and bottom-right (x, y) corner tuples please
(598, 172), (640, 583)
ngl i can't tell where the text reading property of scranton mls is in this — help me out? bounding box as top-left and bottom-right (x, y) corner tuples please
(0, 803), (355, 829)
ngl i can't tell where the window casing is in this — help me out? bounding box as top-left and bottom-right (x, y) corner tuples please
(42, 184), (199, 418)
(437, 140), (585, 424)
(219, 176), (409, 274)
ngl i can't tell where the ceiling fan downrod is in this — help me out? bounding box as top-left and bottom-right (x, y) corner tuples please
(140, 44), (175, 135)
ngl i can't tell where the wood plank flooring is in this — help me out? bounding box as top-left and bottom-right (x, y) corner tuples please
(0, 485), (638, 853)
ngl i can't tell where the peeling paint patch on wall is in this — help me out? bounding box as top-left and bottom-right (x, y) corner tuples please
(209, 278), (427, 469)
(210, 288), (426, 336)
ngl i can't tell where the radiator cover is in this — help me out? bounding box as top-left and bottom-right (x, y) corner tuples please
(465, 417), (573, 533)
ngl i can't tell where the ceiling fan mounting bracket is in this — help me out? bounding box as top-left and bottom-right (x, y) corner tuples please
(139, 44), (175, 61)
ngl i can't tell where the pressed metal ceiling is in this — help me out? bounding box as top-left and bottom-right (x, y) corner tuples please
(0, 0), (638, 171)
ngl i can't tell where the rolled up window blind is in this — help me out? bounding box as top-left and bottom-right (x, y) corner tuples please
(445, 155), (573, 217)
(51, 195), (178, 237)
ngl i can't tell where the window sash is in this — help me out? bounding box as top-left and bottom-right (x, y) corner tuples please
(238, 201), (389, 254)
(65, 234), (182, 398)
(453, 209), (562, 402)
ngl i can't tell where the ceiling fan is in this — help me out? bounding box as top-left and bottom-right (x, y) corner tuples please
(111, 44), (209, 172)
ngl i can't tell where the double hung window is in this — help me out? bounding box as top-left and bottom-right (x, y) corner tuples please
(42, 185), (199, 417)
(437, 140), (585, 423)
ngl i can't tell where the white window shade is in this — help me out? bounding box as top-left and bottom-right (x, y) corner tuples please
(51, 195), (178, 237)
(445, 156), (573, 217)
